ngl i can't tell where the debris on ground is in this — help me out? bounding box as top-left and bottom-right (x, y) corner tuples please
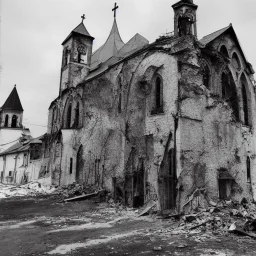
(0, 182), (56, 199)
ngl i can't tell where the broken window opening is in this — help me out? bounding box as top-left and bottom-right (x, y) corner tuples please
(220, 45), (229, 58)
(70, 158), (73, 174)
(247, 157), (251, 183)
(76, 145), (84, 183)
(221, 72), (239, 121)
(4, 115), (9, 127)
(11, 115), (17, 128)
(66, 103), (72, 128)
(232, 52), (241, 71)
(178, 16), (193, 36)
(218, 168), (234, 200)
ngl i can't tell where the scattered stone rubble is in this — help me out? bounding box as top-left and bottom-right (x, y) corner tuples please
(151, 199), (256, 241)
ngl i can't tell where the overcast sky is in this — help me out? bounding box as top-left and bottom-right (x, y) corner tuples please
(0, 0), (255, 137)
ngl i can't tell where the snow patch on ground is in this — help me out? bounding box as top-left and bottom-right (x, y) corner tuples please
(48, 216), (130, 233)
(47, 231), (140, 255)
(0, 218), (45, 230)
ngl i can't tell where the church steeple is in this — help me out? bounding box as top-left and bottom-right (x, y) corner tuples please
(0, 85), (24, 128)
(172, 0), (198, 38)
(59, 15), (94, 94)
(91, 3), (124, 68)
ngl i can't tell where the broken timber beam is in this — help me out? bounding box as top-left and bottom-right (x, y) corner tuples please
(64, 190), (105, 202)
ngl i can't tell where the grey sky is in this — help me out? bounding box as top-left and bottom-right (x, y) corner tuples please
(0, 0), (255, 137)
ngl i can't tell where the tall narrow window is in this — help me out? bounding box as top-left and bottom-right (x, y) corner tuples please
(74, 103), (80, 128)
(11, 115), (17, 128)
(202, 64), (210, 89)
(4, 115), (9, 127)
(221, 72), (239, 121)
(70, 158), (73, 174)
(247, 157), (251, 183)
(63, 48), (70, 67)
(66, 103), (72, 128)
(242, 83), (249, 125)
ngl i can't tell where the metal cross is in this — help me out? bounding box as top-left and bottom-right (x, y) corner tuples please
(112, 3), (118, 18)
(81, 14), (85, 22)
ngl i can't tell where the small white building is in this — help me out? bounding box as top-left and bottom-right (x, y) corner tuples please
(0, 136), (45, 184)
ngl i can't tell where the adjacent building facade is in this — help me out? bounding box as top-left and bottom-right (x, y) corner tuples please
(42, 0), (256, 212)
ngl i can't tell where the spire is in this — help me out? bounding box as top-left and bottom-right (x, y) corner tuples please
(62, 18), (94, 45)
(1, 85), (24, 111)
(91, 4), (124, 67)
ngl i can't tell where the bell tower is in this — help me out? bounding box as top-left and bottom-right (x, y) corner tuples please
(59, 15), (94, 95)
(172, 0), (198, 38)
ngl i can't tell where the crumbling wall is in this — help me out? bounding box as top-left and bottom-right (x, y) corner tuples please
(176, 34), (256, 211)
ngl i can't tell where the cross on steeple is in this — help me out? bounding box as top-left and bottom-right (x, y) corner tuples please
(81, 14), (85, 23)
(112, 3), (118, 18)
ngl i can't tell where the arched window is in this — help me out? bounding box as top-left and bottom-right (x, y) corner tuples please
(232, 52), (241, 71)
(74, 103), (80, 128)
(152, 76), (164, 114)
(4, 115), (9, 127)
(221, 71), (239, 121)
(201, 62), (211, 89)
(242, 84), (249, 126)
(247, 157), (251, 183)
(241, 74), (251, 126)
(220, 45), (229, 58)
(66, 103), (72, 128)
(63, 48), (70, 67)
(11, 115), (17, 128)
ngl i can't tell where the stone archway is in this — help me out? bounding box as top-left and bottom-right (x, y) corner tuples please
(76, 145), (84, 184)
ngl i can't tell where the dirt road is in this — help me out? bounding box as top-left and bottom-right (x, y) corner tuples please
(0, 195), (256, 256)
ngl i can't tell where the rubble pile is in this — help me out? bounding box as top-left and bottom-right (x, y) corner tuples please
(161, 199), (256, 239)
(0, 182), (56, 199)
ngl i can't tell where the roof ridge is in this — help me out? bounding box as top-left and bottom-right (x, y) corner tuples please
(201, 24), (231, 40)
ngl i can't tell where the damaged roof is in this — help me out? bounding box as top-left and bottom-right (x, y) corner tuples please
(0, 135), (44, 156)
(1, 86), (24, 112)
(200, 24), (254, 74)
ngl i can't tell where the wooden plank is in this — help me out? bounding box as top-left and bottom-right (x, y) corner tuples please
(64, 190), (105, 202)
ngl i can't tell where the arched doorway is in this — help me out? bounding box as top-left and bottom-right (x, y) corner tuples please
(11, 115), (17, 128)
(76, 145), (84, 184)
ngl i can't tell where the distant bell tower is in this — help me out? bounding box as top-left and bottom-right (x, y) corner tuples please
(172, 0), (198, 38)
(0, 85), (24, 129)
(59, 15), (94, 94)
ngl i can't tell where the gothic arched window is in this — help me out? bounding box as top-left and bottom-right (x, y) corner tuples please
(66, 103), (72, 128)
(220, 45), (229, 58)
(74, 103), (80, 128)
(156, 77), (163, 109)
(4, 115), (9, 127)
(221, 71), (239, 121)
(241, 73), (251, 126)
(118, 83), (122, 113)
(201, 62), (211, 89)
(11, 115), (17, 128)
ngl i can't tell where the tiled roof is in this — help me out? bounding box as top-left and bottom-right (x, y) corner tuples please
(62, 22), (94, 45)
(199, 25), (231, 45)
(1, 86), (24, 111)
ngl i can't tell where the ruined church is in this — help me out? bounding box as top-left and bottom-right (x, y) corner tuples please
(43, 0), (256, 212)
